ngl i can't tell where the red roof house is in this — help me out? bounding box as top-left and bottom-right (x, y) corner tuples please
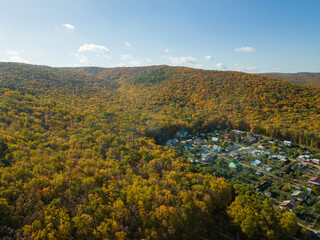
(308, 177), (320, 186)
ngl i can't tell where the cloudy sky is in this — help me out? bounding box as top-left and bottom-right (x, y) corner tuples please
(0, 0), (319, 72)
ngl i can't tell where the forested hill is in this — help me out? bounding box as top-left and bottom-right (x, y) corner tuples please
(260, 72), (320, 87)
(0, 62), (318, 239)
(71, 65), (320, 149)
(1, 62), (320, 149)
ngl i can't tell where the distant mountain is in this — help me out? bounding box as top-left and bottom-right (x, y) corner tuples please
(260, 72), (320, 86)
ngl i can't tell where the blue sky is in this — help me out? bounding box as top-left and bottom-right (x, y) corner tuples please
(0, 0), (319, 72)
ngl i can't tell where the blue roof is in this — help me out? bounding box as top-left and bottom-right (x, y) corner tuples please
(201, 151), (210, 156)
(184, 144), (192, 149)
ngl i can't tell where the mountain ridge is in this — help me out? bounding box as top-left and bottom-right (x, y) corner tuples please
(260, 72), (320, 87)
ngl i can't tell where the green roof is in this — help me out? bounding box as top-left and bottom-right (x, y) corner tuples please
(229, 160), (239, 168)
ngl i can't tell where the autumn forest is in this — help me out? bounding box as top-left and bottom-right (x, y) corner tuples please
(0, 63), (320, 239)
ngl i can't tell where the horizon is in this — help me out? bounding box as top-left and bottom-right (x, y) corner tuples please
(0, 61), (320, 75)
(1, 61), (320, 75)
(0, 0), (319, 73)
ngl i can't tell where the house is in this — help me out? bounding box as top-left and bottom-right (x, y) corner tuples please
(297, 155), (310, 162)
(177, 130), (188, 138)
(184, 144), (193, 150)
(280, 200), (296, 211)
(211, 137), (220, 142)
(223, 134), (234, 141)
(307, 187), (312, 194)
(251, 159), (262, 167)
(202, 154), (215, 162)
(265, 167), (273, 172)
(264, 191), (273, 197)
(212, 144), (223, 152)
(290, 183), (301, 190)
(233, 129), (243, 134)
(279, 148), (287, 153)
(230, 153), (243, 161)
(255, 181), (270, 191)
(212, 132), (220, 136)
(284, 140), (292, 147)
(201, 151), (210, 157)
(289, 190), (307, 203)
(311, 159), (320, 164)
(229, 160), (239, 169)
(194, 139), (204, 145)
(308, 177), (320, 186)
(250, 149), (272, 157)
(166, 139), (179, 147)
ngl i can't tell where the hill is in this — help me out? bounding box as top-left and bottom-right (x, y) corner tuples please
(69, 65), (320, 148)
(260, 72), (320, 87)
(0, 62), (318, 239)
(1, 63), (320, 148)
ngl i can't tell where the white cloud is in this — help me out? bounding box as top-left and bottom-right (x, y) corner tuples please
(146, 58), (153, 63)
(168, 56), (197, 65)
(215, 63), (228, 70)
(195, 64), (204, 69)
(70, 53), (92, 65)
(164, 48), (173, 53)
(78, 44), (109, 55)
(234, 46), (255, 53)
(8, 55), (29, 63)
(114, 61), (143, 67)
(130, 60), (142, 66)
(124, 41), (131, 47)
(4, 50), (28, 63)
(235, 63), (258, 72)
(204, 56), (213, 61)
(62, 24), (75, 30)
(116, 63), (126, 67)
(6, 50), (19, 56)
(120, 54), (133, 61)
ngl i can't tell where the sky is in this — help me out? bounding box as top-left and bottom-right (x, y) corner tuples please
(0, 0), (319, 73)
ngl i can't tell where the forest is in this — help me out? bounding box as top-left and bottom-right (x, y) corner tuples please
(260, 72), (320, 87)
(0, 62), (319, 239)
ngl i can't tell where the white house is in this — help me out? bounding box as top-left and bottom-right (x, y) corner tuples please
(283, 140), (292, 147)
(211, 137), (220, 142)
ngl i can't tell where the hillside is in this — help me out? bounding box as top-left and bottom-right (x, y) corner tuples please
(260, 72), (320, 87)
(69, 65), (320, 148)
(0, 63), (319, 239)
(1, 63), (320, 148)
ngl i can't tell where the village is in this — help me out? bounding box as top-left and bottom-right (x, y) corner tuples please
(166, 128), (320, 232)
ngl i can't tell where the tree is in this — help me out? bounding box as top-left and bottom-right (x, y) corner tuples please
(279, 212), (298, 239)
